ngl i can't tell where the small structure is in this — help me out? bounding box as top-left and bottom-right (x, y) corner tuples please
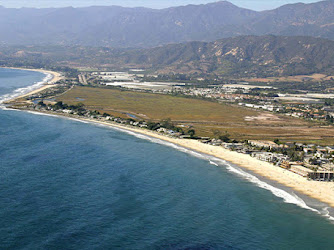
(284, 162), (334, 180)
(308, 170), (334, 181)
(290, 164), (313, 177)
(248, 140), (281, 150)
(251, 152), (277, 162)
(157, 128), (168, 133)
(326, 146), (334, 154)
(280, 160), (291, 169)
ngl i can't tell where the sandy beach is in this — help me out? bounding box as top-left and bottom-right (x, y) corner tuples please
(3, 67), (62, 84)
(73, 117), (334, 208)
(5, 66), (334, 209)
(2, 67), (63, 101)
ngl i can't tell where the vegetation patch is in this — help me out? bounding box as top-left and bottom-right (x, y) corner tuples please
(56, 86), (334, 144)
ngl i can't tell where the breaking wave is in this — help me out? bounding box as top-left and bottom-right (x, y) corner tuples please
(92, 123), (334, 221)
(2, 71), (334, 222)
(0, 72), (52, 108)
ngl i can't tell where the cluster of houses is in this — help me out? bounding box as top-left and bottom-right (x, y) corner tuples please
(30, 100), (334, 181)
(222, 140), (334, 181)
(31, 102), (191, 138)
(238, 103), (282, 112)
(200, 137), (334, 181)
(158, 85), (274, 101)
(92, 72), (139, 82)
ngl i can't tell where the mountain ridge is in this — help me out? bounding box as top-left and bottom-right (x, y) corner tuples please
(1, 35), (334, 78)
(113, 35), (334, 77)
(0, 1), (333, 47)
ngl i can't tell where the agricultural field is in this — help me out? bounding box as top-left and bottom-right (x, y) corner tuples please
(57, 86), (334, 144)
(243, 73), (334, 83)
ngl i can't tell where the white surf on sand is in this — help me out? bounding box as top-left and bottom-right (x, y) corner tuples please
(2, 74), (334, 223)
(0, 72), (52, 107)
(102, 124), (334, 222)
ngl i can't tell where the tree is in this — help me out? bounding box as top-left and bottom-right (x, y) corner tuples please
(76, 102), (84, 108)
(187, 129), (196, 138)
(54, 101), (66, 110)
(274, 139), (280, 145)
(219, 131), (230, 143)
(160, 118), (174, 129)
(312, 145), (317, 153)
(175, 127), (184, 134)
(147, 121), (161, 130)
(37, 101), (46, 107)
(212, 129), (222, 139)
(309, 157), (320, 166)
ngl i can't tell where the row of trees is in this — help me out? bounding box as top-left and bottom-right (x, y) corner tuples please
(146, 118), (197, 138)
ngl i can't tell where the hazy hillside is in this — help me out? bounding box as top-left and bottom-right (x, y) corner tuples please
(2, 35), (334, 77)
(247, 0), (334, 40)
(0, 1), (334, 47)
(113, 35), (334, 77)
(0, 2), (258, 47)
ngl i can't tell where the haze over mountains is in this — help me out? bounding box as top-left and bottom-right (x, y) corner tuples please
(2, 35), (334, 77)
(115, 35), (334, 77)
(0, 0), (334, 47)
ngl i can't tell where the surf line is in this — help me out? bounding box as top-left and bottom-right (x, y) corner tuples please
(78, 120), (334, 221)
(2, 77), (334, 222)
(0, 71), (51, 107)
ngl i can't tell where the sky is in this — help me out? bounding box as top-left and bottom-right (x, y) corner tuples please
(0, 0), (323, 10)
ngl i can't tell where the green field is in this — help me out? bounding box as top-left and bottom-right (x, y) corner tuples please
(57, 86), (334, 144)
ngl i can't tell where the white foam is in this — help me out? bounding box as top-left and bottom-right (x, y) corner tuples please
(322, 207), (334, 221)
(25, 111), (91, 126)
(220, 160), (318, 211)
(2, 78), (333, 222)
(106, 125), (334, 220)
(209, 160), (219, 166)
(25, 110), (93, 125)
(26, 111), (59, 117)
(110, 126), (207, 159)
(0, 72), (52, 108)
(15, 109), (334, 221)
(77, 122), (334, 217)
(103, 126), (334, 217)
(66, 117), (90, 124)
(1, 106), (21, 111)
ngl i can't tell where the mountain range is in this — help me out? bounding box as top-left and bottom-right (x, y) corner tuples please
(2, 35), (334, 77)
(109, 35), (334, 77)
(0, 0), (334, 47)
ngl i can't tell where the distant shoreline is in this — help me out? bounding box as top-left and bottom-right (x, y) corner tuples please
(5, 66), (334, 217)
(1, 66), (60, 81)
(1, 67), (62, 102)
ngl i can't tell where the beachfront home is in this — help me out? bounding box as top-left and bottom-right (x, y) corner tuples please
(281, 161), (334, 180)
(303, 146), (314, 154)
(326, 146), (334, 154)
(251, 152), (276, 162)
(251, 152), (286, 163)
(290, 164), (314, 177)
(221, 143), (244, 151)
(248, 140), (281, 150)
(157, 128), (168, 133)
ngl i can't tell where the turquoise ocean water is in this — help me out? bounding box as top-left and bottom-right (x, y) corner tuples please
(1, 68), (334, 249)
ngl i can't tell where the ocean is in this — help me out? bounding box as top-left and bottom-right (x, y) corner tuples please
(1, 68), (334, 249)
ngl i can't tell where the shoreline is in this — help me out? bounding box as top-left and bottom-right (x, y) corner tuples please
(3, 67), (334, 214)
(88, 118), (334, 208)
(21, 108), (334, 212)
(1, 67), (63, 102)
(1, 66), (62, 83)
